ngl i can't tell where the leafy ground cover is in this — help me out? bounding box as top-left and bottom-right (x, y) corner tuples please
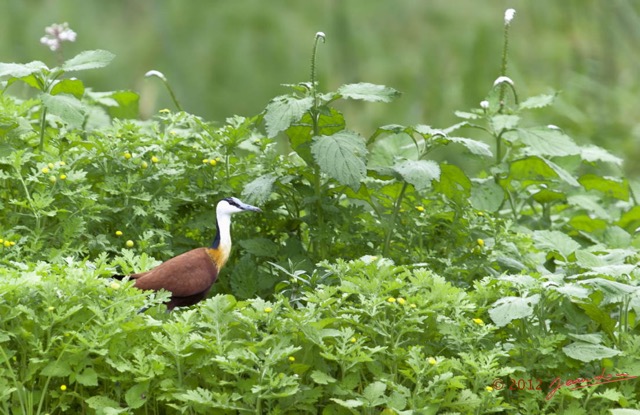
(1, 12), (640, 415)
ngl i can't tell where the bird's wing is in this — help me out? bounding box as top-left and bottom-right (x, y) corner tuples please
(132, 248), (219, 297)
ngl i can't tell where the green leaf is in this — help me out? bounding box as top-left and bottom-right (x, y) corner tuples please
(518, 93), (556, 109)
(579, 174), (629, 200)
(286, 109), (345, 165)
(264, 95), (313, 138)
(512, 127), (581, 157)
(617, 205), (640, 232)
(562, 342), (621, 363)
(312, 131), (367, 189)
(0, 60), (48, 79)
(41, 93), (86, 128)
(508, 156), (579, 187)
(76, 367), (98, 386)
(433, 163), (470, 202)
(107, 90), (140, 119)
(331, 398), (363, 408)
(532, 230), (580, 259)
(579, 278), (639, 304)
(489, 295), (540, 327)
(310, 370), (336, 385)
(242, 174), (276, 205)
(239, 238), (279, 257)
(610, 410), (640, 415)
(470, 179), (504, 212)
(362, 381), (387, 404)
(580, 145), (623, 166)
(445, 136), (493, 157)
(393, 159), (440, 191)
(85, 396), (127, 414)
(337, 82), (400, 103)
(41, 360), (72, 377)
(50, 78), (85, 98)
(61, 49), (115, 72)
(490, 114), (520, 131)
(230, 254), (258, 299)
(125, 382), (149, 409)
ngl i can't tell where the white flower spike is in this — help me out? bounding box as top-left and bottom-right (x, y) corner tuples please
(493, 76), (514, 87)
(40, 22), (77, 52)
(480, 100), (489, 109)
(504, 8), (516, 25)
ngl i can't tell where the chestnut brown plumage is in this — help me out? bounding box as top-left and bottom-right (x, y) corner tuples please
(119, 197), (260, 310)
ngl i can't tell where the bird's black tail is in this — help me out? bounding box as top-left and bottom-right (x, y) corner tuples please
(111, 274), (126, 280)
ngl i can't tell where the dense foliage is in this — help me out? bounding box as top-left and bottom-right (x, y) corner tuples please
(1, 15), (639, 415)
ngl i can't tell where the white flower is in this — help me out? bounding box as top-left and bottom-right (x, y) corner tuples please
(315, 31), (326, 43)
(40, 22), (76, 52)
(144, 70), (167, 81)
(480, 100), (489, 109)
(493, 76), (514, 87)
(547, 124), (560, 130)
(504, 8), (516, 25)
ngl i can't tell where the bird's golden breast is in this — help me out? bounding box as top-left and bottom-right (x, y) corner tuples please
(207, 246), (230, 270)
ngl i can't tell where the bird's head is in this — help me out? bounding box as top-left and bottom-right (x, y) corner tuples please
(216, 197), (262, 217)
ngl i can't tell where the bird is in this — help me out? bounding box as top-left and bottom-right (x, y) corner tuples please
(115, 197), (261, 310)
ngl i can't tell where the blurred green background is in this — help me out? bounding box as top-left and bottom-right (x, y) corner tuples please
(1, 0), (639, 174)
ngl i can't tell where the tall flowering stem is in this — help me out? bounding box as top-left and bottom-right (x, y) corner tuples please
(310, 31), (326, 258)
(498, 9), (516, 112)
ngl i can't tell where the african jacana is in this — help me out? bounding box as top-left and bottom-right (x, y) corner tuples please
(118, 197), (261, 310)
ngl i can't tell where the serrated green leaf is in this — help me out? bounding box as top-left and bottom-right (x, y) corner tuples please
(446, 136), (493, 157)
(50, 78), (85, 98)
(337, 82), (400, 103)
(230, 254), (258, 299)
(434, 163), (470, 202)
(264, 95), (313, 138)
(363, 381), (387, 403)
(125, 382), (149, 409)
(513, 127), (581, 157)
(562, 342), (621, 363)
(239, 238), (278, 257)
(61, 50), (115, 72)
(533, 230), (580, 259)
(41, 360), (72, 377)
(579, 278), (638, 303)
(41, 93), (86, 128)
(580, 145), (622, 166)
(312, 131), (367, 189)
(242, 174), (276, 205)
(618, 205), (640, 232)
(470, 179), (504, 212)
(489, 295), (540, 327)
(85, 396), (127, 414)
(518, 93), (556, 109)
(579, 174), (629, 200)
(286, 109), (345, 164)
(107, 90), (140, 119)
(491, 114), (520, 131)
(508, 156), (579, 187)
(331, 398), (363, 408)
(454, 111), (480, 120)
(76, 367), (98, 386)
(393, 159), (440, 191)
(0, 60), (48, 79)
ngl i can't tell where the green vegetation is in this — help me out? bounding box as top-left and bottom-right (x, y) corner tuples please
(1, 8), (640, 415)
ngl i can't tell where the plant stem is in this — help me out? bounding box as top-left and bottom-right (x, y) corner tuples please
(382, 182), (408, 257)
(38, 107), (48, 152)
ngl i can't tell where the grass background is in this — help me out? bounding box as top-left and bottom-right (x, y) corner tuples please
(1, 0), (639, 174)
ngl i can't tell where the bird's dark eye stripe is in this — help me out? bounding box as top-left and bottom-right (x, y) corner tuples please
(223, 197), (240, 207)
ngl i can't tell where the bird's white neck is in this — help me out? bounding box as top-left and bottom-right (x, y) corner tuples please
(216, 212), (232, 249)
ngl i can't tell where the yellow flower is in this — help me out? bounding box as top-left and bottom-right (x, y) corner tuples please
(115, 231), (123, 236)
(59, 174), (67, 180)
(288, 356), (295, 362)
(47, 306), (55, 311)
(473, 318), (485, 326)
(477, 238), (485, 247)
(60, 384), (67, 391)
(9, 241), (15, 246)
(410, 303), (417, 308)
(3, 241), (10, 248)
(397, 297), (406, 305)
(350, 337), (357, 343)
(209, 159), (217, 166)
(110, 282), (121, 290)
(264, 307), (273, 313)
(48, 163), (54, 169)
(151, 156), (159, 163)
(159, 108), (171, 114)
(125, 240), (134, 248)
(486, 386), (493, 392)
(58, 161), (66, 166)
(0, 238), (3, 244)
(387, 297), (396, 303)
(124, 152), (132, 160)
(202, 159), (210, 164)
(42, 167), (50, 174)
(416, 206), (425, 212)
(428, 357), (437, 365)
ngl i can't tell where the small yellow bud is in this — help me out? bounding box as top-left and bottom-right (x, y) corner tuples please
(59, 174), (67, 180)
(48, 163), (55, 169)
(115, 231), (123, 236)
(49, 175), (57, 184)
(42, 167), (50, 174)
(169, 130), (177, 136)
(151, 156), (159, 163)
(288, 356), (295, 362)
(60, 385), (67, 391)
(47, 306), (55, 311)
(350, 337), (357, 343)
(159, 108), (171, 114)
(387, 297), (396, 303)
(397, 297), (406, 305)
(209, 159), (217, 166)
(410, 303), (417, 308)
(416, 206), (425, 212)
(110, 282), (121, 290)
(141, 161), (148, 169)
(428, 357), (437, 365)
(124, 152), (132, 160)
(486, 386), (493, 392)
(202, 159), (209, 164)
(9, 241), (15, 246)
(3, 241), (10, 248)
(264, 307), (273, 313)
(473, 318), (485, 326)
(58, 161), (66, 166)
(477, 239), (485, 247)
(125, 240), (134, 248)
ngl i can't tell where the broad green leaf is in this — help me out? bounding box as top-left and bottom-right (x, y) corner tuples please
(576, 302), (616, 337)
(446, 136), (493, 157)
(363, 381), (387, 404)
(552, 283), (590, 299)
(454, 111), (480, 120)
(61, 49), (115, 72)
(41, 93), (86, 128)
(107, 90), (140, 119)
(575, 250), (606, 269)
(433, 163), (470, 202)
(337, 82), (400, 103)
(569, 215), (608, 233)
(76, 367), (98, 386)
(85, 395), (127, 414)
(311, 131), (367, 189)
(513, 127), (581, 157)
(242, 174), (276, 205)
(532, 188), (565, 204)
(41, 360), (72, 377)
(331, 398), (363, 408)
(0, 60), (48, 78)
(617, 205), (640, 231)
(470, 179), (504, 212)
(393, 159), (440, 191)
(310, 370), (337, 385)
(610, 409), (640, 415)
(491, 114), (520, 131)
(50, 78), (85, 98)
(568, 332), (603, 344)
(230, 254), (258, 299)
(562, 342), (621, 363)
(239, 238), (279, 257)
(603, 226), (632, 249)
(286, 109), (345, 164)
(518, 93), (556, 109)
(567, 194), (611, 219)
(579, 278), (639, 304)
(489, 295), (540, 327)
(580, 145), (623, 166)
(508, 156), (579, 187)
(579, 174), (629, 200)
(264, 95), (313, 138)
(532, 230), (580, 259)
(125, 382), (149, 409)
